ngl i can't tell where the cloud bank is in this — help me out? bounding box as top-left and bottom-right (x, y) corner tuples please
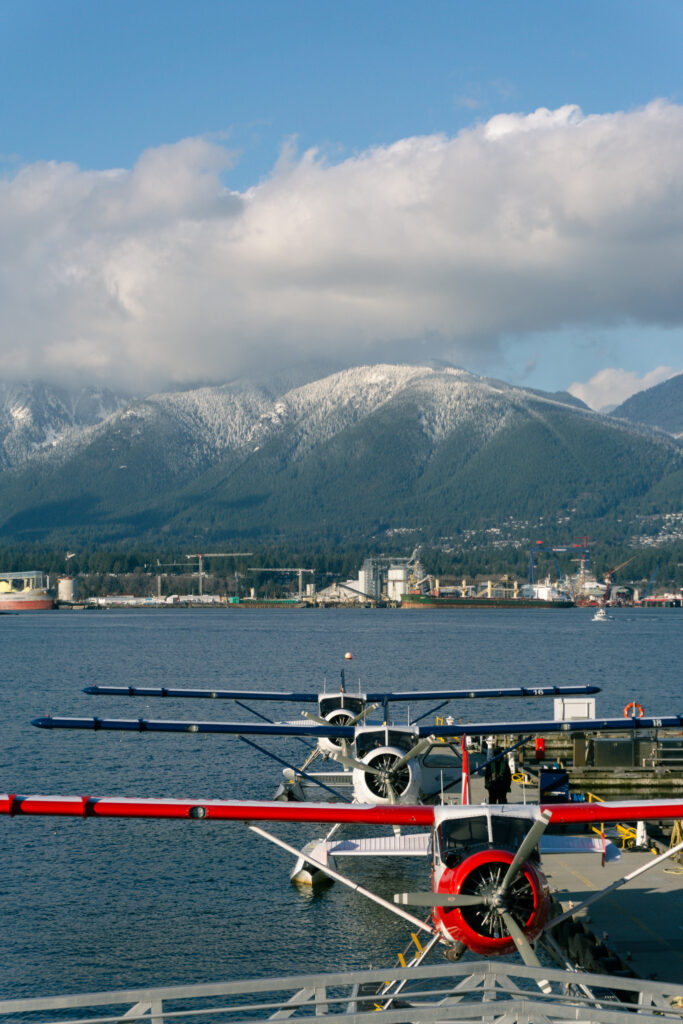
(2, 101), (683, 391)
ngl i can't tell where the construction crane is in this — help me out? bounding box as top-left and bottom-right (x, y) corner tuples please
(185, 553), (253, 598)
(248, 567), (315, 601)
(601, 554), (638, 605)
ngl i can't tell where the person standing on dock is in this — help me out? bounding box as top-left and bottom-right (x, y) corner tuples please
(485, 746), (512, 804)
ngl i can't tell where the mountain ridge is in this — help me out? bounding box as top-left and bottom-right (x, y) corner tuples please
(610, 373), (683, 438)
(0, 364), (679, 550)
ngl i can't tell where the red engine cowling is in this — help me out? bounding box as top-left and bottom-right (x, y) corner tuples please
(433, 849), (550, 957)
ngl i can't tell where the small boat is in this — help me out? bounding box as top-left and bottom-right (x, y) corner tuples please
(592, 606), (608, 621)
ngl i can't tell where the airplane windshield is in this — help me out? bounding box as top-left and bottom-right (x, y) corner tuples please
(439, 815), (489, 860)
(422, 745), (460, 767)
(355, 730), (415, 757)
(319, 696), (365, 718)
(491, 817), (540, 858)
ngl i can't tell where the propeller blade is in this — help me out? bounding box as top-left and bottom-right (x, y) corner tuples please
(499, 810), (552, 894)
(395, 892), (485, 908)
(301, 710), (332, 727)
(331, 751), (382, 776)
(389, 737), (434, 773)
(302, 707), (377, 729)
(500, 911), (543, 968)
(348, 703), (380, 726)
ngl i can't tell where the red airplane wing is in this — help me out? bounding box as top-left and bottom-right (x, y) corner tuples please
(542, 799), (683, 825)
(2, 794), (682, 827)
(0, 793), (435, 827)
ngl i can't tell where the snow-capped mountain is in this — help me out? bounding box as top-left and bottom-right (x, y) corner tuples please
(0, 365), (680, 547)
(0, 380), (131, 469)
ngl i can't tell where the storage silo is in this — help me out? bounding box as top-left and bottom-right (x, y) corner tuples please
(387, 565), (410, 602)
(57, 576), (78, 603)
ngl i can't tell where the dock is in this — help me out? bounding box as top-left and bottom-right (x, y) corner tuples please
(547, 844), (683, 982)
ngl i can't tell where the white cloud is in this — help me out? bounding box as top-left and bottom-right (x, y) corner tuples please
(2, 101), (683, 391)
(568, 366), (679, 411)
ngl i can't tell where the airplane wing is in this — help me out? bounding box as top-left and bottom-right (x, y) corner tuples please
(365, 685), (600, 701)
(0, 794), (434, 826)
(83, 683), (600, 701)
(32, 713), (683, 738)
(2, 794), (683, 826)
(84, 686), (319, 701)
(417, 714), (683, 737)
(542, 799), (683, 826)
(32, 716), (353, 737)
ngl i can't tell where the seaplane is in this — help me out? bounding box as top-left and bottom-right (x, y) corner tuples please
(9, 669), (683, 982)
(3, 788), (683, 982)
(32, 701), (681, 810)
(62, 675), (602, 805)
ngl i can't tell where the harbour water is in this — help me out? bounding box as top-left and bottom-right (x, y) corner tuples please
(0, 607), (681, 997)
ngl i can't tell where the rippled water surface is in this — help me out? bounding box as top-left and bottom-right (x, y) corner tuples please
(1, 607), (681, 996)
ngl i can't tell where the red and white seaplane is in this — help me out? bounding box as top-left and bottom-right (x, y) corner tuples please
(3, 789), (683, 975)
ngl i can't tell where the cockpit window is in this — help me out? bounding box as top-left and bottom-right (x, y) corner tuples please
(422, 744), (460, 767)
(355, 729), (415, 757)
(319, 696), (365, 718)
(491, 816), (540, 858)
(439, 815), (489, 858)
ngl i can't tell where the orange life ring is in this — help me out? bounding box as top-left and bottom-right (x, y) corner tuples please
(624, 701), (644, 718)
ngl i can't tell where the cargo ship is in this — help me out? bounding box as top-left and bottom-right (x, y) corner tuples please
(401, 579), (573, 609)
(400, 593), (574, 608)
(0, 571), (55, 611)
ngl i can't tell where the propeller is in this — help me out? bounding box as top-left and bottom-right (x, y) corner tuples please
(500, 910), (543, 968)
(331, 750), (382, 776)
(301, 704), (379, 729)
(395, 892), (485, 907)
(396, 811), (553, 970)
(499, 810), (552, 894)
(388, 736), (434, 773)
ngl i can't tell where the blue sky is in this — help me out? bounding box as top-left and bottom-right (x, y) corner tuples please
(1, 0), (682, 405)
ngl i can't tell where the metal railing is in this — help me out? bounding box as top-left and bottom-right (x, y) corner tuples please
(2, 959), (683, 1024)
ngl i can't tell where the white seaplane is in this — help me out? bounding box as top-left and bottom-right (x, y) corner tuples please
(67, 677), (601, 804)
(33, 706), (682, 810)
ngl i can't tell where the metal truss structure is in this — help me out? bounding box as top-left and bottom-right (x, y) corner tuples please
(2, 960), (683, 1024)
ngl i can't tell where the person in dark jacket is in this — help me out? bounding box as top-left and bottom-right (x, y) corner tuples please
(484, 746), (512, 804)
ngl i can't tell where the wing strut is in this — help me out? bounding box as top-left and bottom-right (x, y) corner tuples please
(237, 736), (351, 803)
(248, 824), (438, 937)
(233, 700), (313, 749)
(547, 838), (683, 930)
